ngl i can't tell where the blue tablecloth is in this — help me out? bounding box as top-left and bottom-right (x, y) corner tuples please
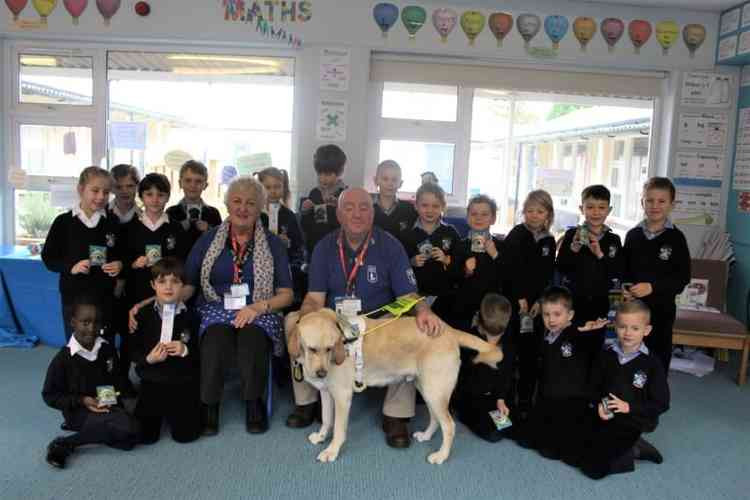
(0, 246), (64, 347)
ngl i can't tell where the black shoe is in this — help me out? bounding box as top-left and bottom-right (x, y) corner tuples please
(633, 437), (663, 464)
(60, 421), (73, 432)
(46, 438), (73, 469)
(246, 399), (268, 434)
(382, 416), (411, 449)
(285, 402), (318, 428)
(202, 404), (220, 436)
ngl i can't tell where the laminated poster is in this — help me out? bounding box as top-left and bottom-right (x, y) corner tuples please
(681, 72), (733, 108)
(677, 113), (728, 149)
(317, 99), (347, 142)
(720, 7), (741, 36)
(320, 47), (350, 91)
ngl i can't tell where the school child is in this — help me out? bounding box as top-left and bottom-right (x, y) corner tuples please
(42, 167), (124, 340)
(454, 293), (516, 442)
(502, 190), (556, 417)
(130, 257), (201, 444)
(108, 164), (141, 224)
(166, 160), (222, 251)
(623, 177), (691, 373)
(42, 295), (138, 469)
(256, 167), (307, 302)
(400, 183), (460, 319)
(447, 194), (504, 331)
(515, 286), (603, 461)
(577, 300), (670, 480)
(557, 185), (623, 349)
(372, 160), (417, 242)
(123, 173), (189, 306)
(300, 144), (348, 255)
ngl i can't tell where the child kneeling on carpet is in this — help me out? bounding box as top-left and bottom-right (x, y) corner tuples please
(454, 293), (515, 442)
(42, 295), (138, 469)
(576, 299), (669, 480)
(130, 257), (202, 444)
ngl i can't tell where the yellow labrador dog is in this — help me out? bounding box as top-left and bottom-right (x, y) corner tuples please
(286, 309), (503, 464)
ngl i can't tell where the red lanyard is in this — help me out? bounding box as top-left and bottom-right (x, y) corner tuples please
(230, 231), (251, 284)
(338, 231), (372, 296)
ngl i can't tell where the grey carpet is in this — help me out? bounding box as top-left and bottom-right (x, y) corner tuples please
(1, 346), (749, 500)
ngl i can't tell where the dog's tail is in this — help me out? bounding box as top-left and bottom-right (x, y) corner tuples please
(452, 330), (503, 368)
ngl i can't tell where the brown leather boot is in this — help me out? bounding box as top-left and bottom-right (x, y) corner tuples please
(382, 416), (411, 448)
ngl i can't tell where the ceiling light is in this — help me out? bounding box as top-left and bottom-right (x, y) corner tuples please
(20, 56), (58, 67)
(167, 55), (280, 67)
(172, 67), (280, 76)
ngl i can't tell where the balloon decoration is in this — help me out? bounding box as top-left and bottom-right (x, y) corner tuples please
(573, 16), (596, 52)
(600, 17), (624, 53)
(134, 1), (149, 17)
(63, 0), (87, 25)
(516, 13), (541, 49)
(401, 5), (426, 40)
(432, 8), (457, 43)
(683, 24), (706, 58)
(32, 0), (56, 23)
(373, 3), (399, 38)
(656, 20), (680, 55)
(96, 0), (119, 25)
(628, 20), (652, 54)
(488, 12), (513, 47)
(5, 0), (28, 21)
(544, 15), (568, 49)
(460, 10), (485, 46)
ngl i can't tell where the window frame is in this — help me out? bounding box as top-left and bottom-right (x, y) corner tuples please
(3, 40), (299, 246)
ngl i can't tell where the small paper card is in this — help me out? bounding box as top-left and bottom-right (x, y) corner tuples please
(382, 293), (423, 317)
(160, 303), (176, 344)
(269, 203), (280, 234)
(488, 410), (512, 431)
(520, 314), (534, 333)
(145, 245), (162, 266)
(313, 204), (328, 223)
(418, 240), (433, 258)
(89, 245), (107, 266)
(470, 230), (489, 253)
(96, 385), (118, 406)
(224, 294), (246, 310)
(187, 205), (202, 220)
(679, 278), (709, 308)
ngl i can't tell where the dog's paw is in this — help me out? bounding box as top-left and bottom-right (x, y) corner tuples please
(413, 431), (432, 443)
(316, 447), (339, 463)
(427, 451), (449, 465)
(308, 431), (328, 445)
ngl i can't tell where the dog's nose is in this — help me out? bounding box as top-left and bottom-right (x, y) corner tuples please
(316, 369), (327, 378)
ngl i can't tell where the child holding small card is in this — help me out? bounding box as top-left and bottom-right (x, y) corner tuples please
(42, 295), (138, 469)
(300, 144), (348, 255)
(166, 160), (223, 251)
(447, 194), (504, 331)
(502, 190), (556, 418)
(123, 173), (189, 306)
(43, 167), (124, 340)
(256, 167), (306, 302)
(454, 293), (516, 442)
(130, 257), (201, 444)
(400, 183), (461, 319)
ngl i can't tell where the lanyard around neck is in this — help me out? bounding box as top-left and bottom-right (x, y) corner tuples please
(338, 231), (372, 296)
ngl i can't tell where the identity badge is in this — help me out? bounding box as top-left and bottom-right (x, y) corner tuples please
(335, 296), (362, 318)
(89, 245), (107, 266)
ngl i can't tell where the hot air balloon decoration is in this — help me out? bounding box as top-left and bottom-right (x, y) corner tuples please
(517, 13), (541, 49)
(601, 17), (624, 53)
(628, 19), (652, 54)
(460, 10), (486, 46)
(656, 20), (680, 55)
(573, 17), (596, 52)
(683, 24), (706, 58)
(432, 8), (458, 43)
(544, 15), (569, 49)
(96, 0), (119, 26)
(32, 0), (56, 24)
(373, 3), (399, 38)
(63, 0), (87, 25)
(488, 12), (513, 47)
(5, 0), (28, 21)
(401, 5), (427, 40)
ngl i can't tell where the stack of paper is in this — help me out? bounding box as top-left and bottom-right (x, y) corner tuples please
(695, 228), (735, 264)
(670, 347), (716, 377)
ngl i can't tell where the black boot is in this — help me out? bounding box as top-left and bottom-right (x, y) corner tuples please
(46, 437), (73, 469)
(285, 401), (318, 428)
(246, 399), (268, 434)
(202, 404), (220, 436)
(633, 437), (663, 464)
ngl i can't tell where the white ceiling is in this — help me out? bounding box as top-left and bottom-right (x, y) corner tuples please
(582, 0), (737, 12)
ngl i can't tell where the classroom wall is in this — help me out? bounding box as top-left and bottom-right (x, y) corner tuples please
(0, 0), (730, 250)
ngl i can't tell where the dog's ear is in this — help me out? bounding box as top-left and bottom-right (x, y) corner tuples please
(318, 308), (338, 322)
(333, 336), (346, 365)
